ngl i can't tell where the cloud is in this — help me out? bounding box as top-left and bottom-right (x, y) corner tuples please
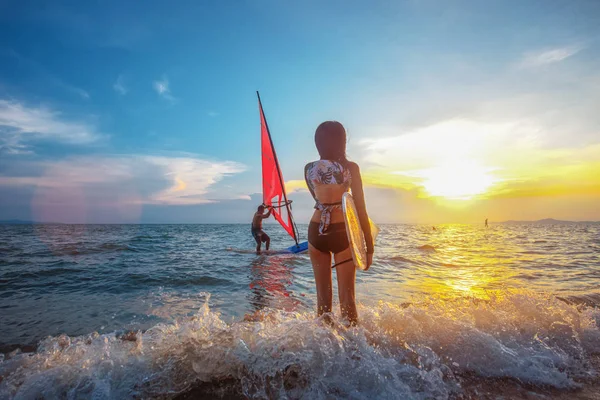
(359, 183), (600, 224)
(145, 156), (246, 204)
(360, 119), (526, 172)
(351, 44), (600, 201)
(359, 117), (600, 202)
(153, 79), (168, 95)
(0, 155), (247, 207)
(519, 45), (584, 68)
(207, 111), (219, 117)
(0, 100), (103, 154)
(72, 88), (90, 99)
(285, 179), (308, 194)
(153, 76), (176, 103)
(113, 74), (128, 95)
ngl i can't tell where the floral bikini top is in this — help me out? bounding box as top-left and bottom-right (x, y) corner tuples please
(305, 160), (351, 234)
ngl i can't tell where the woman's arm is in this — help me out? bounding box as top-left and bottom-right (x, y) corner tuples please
(304, 163), (317, 203)
(348, 162), (373, 254)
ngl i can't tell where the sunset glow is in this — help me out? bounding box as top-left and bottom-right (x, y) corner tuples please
(0, 2), (599, 224)
(399, 161), (497, 200)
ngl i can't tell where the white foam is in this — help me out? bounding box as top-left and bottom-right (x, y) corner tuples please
(1, 291), (599, 399)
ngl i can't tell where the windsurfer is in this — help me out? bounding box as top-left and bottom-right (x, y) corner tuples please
(251, 205), (272, 254)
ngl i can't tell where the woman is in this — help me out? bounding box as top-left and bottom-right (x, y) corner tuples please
(304, 121), (373, 325)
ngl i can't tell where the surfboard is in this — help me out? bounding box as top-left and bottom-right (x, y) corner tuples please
(342, 192), (379, 270)
(257, 92), (308, 254)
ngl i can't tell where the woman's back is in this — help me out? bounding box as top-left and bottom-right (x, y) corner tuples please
(305, 159), (351, 225)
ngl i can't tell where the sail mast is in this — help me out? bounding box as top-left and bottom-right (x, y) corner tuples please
(257, 91), (299, 245)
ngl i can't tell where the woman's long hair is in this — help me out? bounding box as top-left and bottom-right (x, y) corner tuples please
(315, 121), (348, 166)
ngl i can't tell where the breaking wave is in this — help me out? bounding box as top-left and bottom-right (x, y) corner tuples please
(1, 291), (599, 399)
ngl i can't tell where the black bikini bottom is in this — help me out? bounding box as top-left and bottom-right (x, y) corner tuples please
(308, 222), (349, 254)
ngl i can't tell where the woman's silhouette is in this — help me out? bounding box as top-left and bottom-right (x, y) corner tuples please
(304, 121), (373, 325)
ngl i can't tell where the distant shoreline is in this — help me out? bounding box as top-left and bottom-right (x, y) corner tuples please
(1, 218), (598, 225)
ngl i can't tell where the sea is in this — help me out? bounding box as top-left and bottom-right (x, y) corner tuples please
(1, 223), (599, 399)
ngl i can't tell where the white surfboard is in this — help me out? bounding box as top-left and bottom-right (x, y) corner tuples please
(341, 192), (379, 270)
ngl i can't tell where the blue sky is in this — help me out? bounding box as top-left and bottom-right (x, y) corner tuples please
(1, 0), (599, 224)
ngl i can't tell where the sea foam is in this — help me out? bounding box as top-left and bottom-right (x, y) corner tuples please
(1, 291), (599, 399)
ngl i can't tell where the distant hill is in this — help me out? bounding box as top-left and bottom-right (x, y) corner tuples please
(501, 218), (599, 225)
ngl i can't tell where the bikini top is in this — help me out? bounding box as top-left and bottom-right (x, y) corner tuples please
(305, 160), (351, 234)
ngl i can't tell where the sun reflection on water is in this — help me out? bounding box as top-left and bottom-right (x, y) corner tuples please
(368, 224), (528, 303)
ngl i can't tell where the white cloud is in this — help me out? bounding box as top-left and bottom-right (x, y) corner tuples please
(153, 76), (176, 102)
(0, 155), (247, 206)
(207, 111), (219, 117)
(153, 80), (168, 94)
(519, 45), (584, 68)
(145, 156), (246, 204)
(113, 74), (128, 95)
(72, 88), (90, 99)
(0, 100), (102, 154)
(360, 119), (525, 169)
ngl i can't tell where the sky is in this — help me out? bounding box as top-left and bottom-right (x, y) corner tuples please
(0, 0), (599, 225)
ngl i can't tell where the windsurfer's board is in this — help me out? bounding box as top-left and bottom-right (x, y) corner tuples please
(287, 241), (308, 254)
(342, 192), (379, 270)
(226, 248), (290, 255)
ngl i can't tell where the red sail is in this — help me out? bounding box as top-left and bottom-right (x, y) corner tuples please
(259, 96), (297, 242)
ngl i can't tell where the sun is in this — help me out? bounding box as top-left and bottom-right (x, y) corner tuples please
(414, 160), (497, 200)
(365, 119), (510, 200)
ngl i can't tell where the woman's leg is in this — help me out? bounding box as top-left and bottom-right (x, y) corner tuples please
(333, 247), (358, 325)
(309, 244), (332, 316)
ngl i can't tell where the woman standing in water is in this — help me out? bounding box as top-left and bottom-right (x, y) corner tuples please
(304, 121), (373, 325)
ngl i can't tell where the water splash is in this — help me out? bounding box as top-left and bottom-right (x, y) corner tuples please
(1, 291), (599, 399)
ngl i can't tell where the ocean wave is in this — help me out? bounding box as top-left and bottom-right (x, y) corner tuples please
(387, 255), (414, 263)
(519, 250), (545, 255)
(1, 266), (85, 281)
(47, 242), (140, 256)
(557, 293), (600, 308)
(123, 274), (234, 288)
(1, 291), (599, 399)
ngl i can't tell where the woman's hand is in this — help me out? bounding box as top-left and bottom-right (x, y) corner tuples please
(365, 253), (373, 271)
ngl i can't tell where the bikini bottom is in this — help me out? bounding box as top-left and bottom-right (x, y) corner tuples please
(308, 221), (349, 254)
